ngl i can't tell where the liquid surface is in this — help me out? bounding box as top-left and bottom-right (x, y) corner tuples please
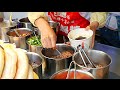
(52, 71), (94, 79)
(8, 30), (32, 37)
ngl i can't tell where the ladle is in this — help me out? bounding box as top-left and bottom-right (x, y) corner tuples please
(9, 12), (21, 37)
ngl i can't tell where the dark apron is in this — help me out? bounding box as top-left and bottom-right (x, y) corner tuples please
(99, 14), (120, 48)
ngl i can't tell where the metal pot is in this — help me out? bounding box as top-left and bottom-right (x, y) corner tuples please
(19, 17), (42, 35)
(73, 50), (112, 79)
(17, 22), (34, 30)
(28, 44), (43, 56)
(27, 35), (43, 56)
(19, 17), (30, 23)
(18, 17), (34, 30)
(11, 17), (34, 30)
(0, 20), (17, 42)
(26, 52), (42, 79)
(41, 44), (75, 78)
(50, 69), (95, 79)
(6, 28), (33, 49)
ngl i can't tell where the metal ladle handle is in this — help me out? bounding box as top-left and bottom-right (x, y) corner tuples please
(66, 61), (77, 79)
(77, 44), (96, 68)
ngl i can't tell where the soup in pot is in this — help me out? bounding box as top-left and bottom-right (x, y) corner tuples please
(52, 70), (94, 79)
(7, 29), (32, 37)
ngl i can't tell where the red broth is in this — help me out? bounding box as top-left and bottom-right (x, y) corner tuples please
(52, 71), (94, 79)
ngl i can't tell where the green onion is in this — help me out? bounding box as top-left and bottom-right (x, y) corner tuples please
(27, 36), (42, 46)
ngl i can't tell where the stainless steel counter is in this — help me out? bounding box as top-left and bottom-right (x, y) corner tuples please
(94, 42), (120, 79)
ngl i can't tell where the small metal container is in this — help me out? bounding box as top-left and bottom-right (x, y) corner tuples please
(41, 44), (75, 78)
(50, 69), (95, 79)
(6, 28), (33, 49)
(28, 45), (43, 56)
(26, 52), (42, 79)
(73, 50), (112, 79)
(27, 35), (43, 55)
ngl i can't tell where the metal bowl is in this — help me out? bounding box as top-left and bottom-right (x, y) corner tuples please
(73, 50), (112, 79)
(6, 28), (33, 49)
(50, 69), (95, 79)
(40, 44), (76, 78)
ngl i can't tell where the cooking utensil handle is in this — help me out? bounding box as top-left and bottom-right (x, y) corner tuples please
(66, 61), (76, 79)
(82, 49), (96, 68)
(78, 50), (88, 67)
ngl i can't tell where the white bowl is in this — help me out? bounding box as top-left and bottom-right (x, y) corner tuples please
(67, 28), (93, 50)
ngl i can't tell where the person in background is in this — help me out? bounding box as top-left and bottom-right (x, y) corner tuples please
(0, 12), (4, 22)
(98, 12), (120, 48)
(28, 12), (107, 49)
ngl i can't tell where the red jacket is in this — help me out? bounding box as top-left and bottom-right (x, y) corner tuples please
(48, 12), (90, 36)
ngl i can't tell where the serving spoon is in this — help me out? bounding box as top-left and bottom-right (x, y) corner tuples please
(9, 12), (21, 37)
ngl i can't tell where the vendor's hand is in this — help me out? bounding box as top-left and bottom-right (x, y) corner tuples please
(85, 21), (99, 48)
(35, 18), (57, 48)
(41, 28), (57, 49)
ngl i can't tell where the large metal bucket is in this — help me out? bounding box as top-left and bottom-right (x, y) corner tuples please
(73, 50), (112, 79)
(41, 44), (75, 78)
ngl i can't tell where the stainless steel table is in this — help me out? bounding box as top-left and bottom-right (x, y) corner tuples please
(94, 42), (120, 79)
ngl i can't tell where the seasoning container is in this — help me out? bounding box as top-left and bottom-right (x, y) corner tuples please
(6, 28), (33, 49)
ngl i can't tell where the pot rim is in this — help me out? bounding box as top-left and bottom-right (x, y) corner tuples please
(72, 50), (112, 70)
(41, 43), (76, 61)
(18, 21), (32, 24)
(6, 28), (33, 38)
(27, 43), (43, 48)
(50, 68), (95, 79)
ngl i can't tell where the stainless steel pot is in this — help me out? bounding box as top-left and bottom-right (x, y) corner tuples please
(27, 35), (43, 55)
(11, 17), (34, 30)
(41, 44), (75, 78)
(19, 17), (30, 23)
(73, 50), (112, 79)
(27, 43), (43, 56)
(0, 20), (17, 42)
(26, 52), (42, 79)
(17, 22), (34, 30)
(6, 28), (33, 49)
